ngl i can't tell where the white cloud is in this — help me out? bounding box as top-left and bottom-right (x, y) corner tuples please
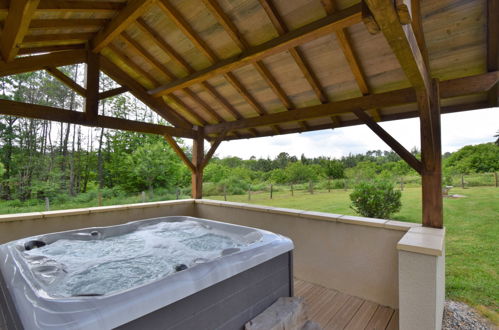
(196, 107), (499, 159)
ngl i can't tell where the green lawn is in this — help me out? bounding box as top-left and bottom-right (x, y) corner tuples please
(209, 187), (499, 323)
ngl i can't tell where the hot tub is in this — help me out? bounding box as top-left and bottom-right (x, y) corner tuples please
(0, 216), (293, 329)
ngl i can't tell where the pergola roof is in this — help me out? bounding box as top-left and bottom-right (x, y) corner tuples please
(0, 0), (497, 142)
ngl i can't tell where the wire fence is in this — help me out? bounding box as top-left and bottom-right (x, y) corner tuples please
(203, 172), (499, 200)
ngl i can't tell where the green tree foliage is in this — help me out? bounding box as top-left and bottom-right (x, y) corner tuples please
(285, 162), (322, 183)
(444, 143), (499, 174)
(0, 162), (4, 177)
(350, 180), (402, 219)
(123, 141), (181, 193)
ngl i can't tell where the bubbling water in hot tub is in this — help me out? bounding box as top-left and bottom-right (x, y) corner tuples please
(23, 220), (252, 297)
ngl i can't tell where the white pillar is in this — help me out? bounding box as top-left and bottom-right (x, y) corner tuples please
(397, 227), (445, 330)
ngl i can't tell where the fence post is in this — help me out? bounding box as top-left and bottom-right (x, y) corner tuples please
(223, 185), (227, 201)
(98, 191), (103, 206)
(461, 174), (465, 189)
(495, 172), (498, 188)
(291, 184), (294, 196)
(45, 197), (50, 211)
(248, 185), (251, 201)
(309, 181), (314, 194)
(344, 180), (347, 191)
(176, 188), (180, 200)
(400, 177), (404, 191)
(270, 184), (273, 199)
(328, 178), (331, 192)
(141, 191), (146, 202)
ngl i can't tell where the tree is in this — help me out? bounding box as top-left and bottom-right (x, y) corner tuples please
(495, 130), (499, 146)
(444, 143), (499, 174)
(123, 141), (181, 193)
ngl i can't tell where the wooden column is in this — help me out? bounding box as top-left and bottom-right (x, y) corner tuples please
(191, 128), (204, 199)
(420, 79), (443, 228)
(84, 51), (100, 122)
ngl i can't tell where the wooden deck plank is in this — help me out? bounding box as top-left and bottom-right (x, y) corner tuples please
(325, 295), (364, 329)
(293, 279), (398, 330)
(385, 310), (399, 330)
(365, 305), (395, 330)
(344, 300), (379, 330)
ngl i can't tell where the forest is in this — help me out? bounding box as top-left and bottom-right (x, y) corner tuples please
(1, 64), (498, 207)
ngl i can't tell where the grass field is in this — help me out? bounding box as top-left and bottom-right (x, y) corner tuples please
(208, 187), (499, 323)
(0, 186), (497, 323)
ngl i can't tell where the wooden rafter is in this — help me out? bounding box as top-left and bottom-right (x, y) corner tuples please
(84, 51), (100, 122)
(354, 109), (422, 173)
(29, 18), (108, 29)
(22, 32), (93, 44)
(1, 0), (40, 62)
(18, 44), (85, 55)
(364, 0), (429, 92)
(487, 0), (498, 106)
(99, 55), (192, 129)
(322, 0), (381, 121)
(258, 0), (327, 128)
(0, 98), (194, 138)
(156, 0), (281, 131)
(134, 18), (245, 123)
(30, 1), (124, 13)
(45, 66), (86, 96)
(156, 0), (217, 62)
(0, 50), (86, 77)
(203, 0), (298, 115)
(98, 86), (128, 100)
(204, 72), (499, 134)
(164, 134), (196, 173)
(118, 33), (217, 125)
(149, 3), (362, 97)
(92, 0), (154, 52)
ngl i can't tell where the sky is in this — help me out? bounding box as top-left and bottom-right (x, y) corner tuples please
(206, 107), (499, 159)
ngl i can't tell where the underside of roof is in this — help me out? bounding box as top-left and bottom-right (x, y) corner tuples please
(0, 0), (497, 141)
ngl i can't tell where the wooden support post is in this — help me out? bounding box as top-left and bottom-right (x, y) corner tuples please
(270, 184), (273, 199)
(420, 80), (443, 228)
(191, 128), (204, 199)
(223, 185), (227, 201)
(84, 51), (100, 122)
(291, 184), (294, 196)
(495, 172), (498, 187)
(248, 185), (251, 200)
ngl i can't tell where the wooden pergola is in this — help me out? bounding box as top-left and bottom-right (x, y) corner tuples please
(0, 0), (497, 229)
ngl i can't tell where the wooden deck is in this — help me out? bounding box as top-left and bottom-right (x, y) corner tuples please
(294, 279), (398, 330)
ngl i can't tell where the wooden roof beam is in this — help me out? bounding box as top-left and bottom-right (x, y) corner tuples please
(0, 49), (86, 77)
(363, 0), (429, 92)
(223, 101), (490, 141)
(98, 86), (128, 100)
(1, 0), (39, 62)
(322, 0), (381, 121)
(0, 98), (194, 138)
(45, 66), (86, 96)
(133, 18), (245, 122)
(259, 0), (328, 103)
(29, 18), (108, 29)
(354, 109), (422, 173)
(200, 129), (228, 169)
(149, 3), (362, 96)
(32, 1), (124, 13)
(487, 0), (498, 106)
(92, 0), (154, 52)
(204, 71), (499, 134)
(18, 44), (85, 55)
(204, 0), (305, 128)
(118, 33), (220, 125)
(164, 134), (196, 173)
(99, 55), (193, 130)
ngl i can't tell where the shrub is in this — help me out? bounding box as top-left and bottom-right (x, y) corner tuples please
(349, 180), (402, 219)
